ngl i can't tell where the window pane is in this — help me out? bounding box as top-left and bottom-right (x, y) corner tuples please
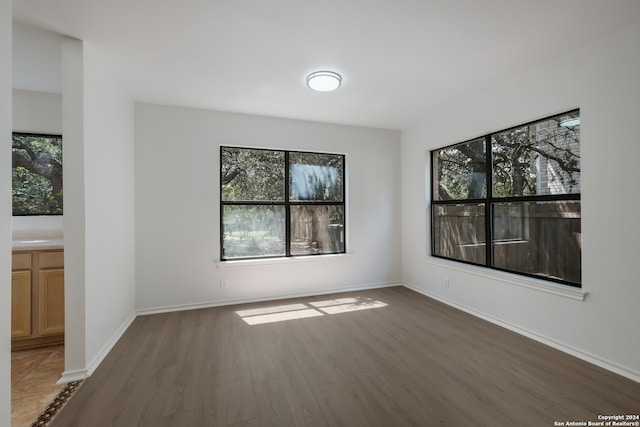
(289, 152), (344, 202)
(493, 203), (525, 241)
(433, 138), (486, 201)
(432, 204), (485, 264)
(291, 205), (344, 255)
(492, 112), (580, 197)
(12, 134), (63, 215)
(221, 147), (285, 201)
(222, 205), (285, 258)
(492, 201), (581, 284)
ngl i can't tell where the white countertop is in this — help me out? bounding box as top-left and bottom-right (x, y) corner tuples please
(12, 229), (64, 250)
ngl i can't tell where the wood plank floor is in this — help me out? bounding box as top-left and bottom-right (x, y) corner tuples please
(50, 287), (640, 426)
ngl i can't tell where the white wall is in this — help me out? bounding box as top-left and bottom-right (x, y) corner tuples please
(61, 36), (87, 380)
(0, 1), (12, 424)
(12, 22), (62, 94)
(61, 38), (137, 380)
(135, 104), (402, 311)
(12, 89), (61, 134)
(401, 22), (640, 381)
(82, 44), (136, 374)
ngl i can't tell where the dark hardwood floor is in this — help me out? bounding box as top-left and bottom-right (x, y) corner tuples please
(50, 286), (640, 426)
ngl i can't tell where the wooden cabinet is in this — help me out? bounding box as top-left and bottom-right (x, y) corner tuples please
(11, 271), (31, 338)
(11, 250), (65, 350)
(38, 269), (65, 335)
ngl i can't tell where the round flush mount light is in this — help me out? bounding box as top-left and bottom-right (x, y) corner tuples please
(306, 71), (342, 92)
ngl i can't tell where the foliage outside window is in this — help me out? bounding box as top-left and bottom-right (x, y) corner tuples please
(431, 110), (581, 286)
(221, 146), (345, 260)
(12, 133), (63, 215)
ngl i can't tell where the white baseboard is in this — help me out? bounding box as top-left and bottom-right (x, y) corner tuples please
(136, 281), (402, 316)
(58, 311), (137, 384)
(402, 282), (640, 384)
(85, 311), (137, 378)
(57, 368), (88, 385)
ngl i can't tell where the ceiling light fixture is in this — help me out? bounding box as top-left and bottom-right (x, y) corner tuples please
(306, 71), (342, 92)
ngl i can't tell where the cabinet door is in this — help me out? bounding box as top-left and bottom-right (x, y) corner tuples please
(11, 271), (32, 338)
(38, 269), (65, 336)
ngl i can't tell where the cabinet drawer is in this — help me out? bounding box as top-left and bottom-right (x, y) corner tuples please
(12, 253), (32, 270)
(39, 251), (64, 269)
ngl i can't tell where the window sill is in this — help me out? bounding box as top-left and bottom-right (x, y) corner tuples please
(216, 253), (352, 269)
(423, 258), (586, 301)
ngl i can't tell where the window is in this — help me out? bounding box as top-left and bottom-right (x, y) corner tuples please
(12, 132), (63, 215)
(431, 110), (581, 286)
(221, 147), (345, 260)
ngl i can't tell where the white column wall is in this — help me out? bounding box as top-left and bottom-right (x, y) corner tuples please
(82, 44), (136, 373)
(61, 39), (136, 381)
(0, 0), (12, 423)
(61, 37), (87, 380)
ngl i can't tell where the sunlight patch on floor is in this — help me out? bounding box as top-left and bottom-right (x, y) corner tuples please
(235, 303), (309, 318)
(317, 300), (387, 314)
(241, 308), (324, 325)
(308, 297), (361, 308)
(236, 295), (387, 325)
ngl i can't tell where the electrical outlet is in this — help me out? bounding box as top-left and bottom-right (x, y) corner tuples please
(220, 279), (228, 289)
(444, 278), (450, 288)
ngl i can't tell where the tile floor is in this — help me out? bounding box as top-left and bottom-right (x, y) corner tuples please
(11, 345), (65, 427)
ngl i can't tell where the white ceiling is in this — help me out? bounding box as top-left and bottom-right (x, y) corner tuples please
(12, 0), (640, 130)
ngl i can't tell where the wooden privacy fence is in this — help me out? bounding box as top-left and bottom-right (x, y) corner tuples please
(433, 202), (581, 284)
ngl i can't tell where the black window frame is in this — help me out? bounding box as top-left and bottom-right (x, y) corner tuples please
(220, 146), (346, 261)
(430, 110), (581, 287)
(12, 131), (64, 216)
